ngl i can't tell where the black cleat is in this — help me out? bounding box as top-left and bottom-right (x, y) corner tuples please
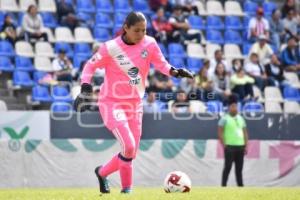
(94, 166), (110, 193)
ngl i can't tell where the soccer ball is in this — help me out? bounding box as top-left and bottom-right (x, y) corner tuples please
(163, 171), (191, 193)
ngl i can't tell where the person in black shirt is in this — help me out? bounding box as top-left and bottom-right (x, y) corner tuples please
(0, 14), (18, 45)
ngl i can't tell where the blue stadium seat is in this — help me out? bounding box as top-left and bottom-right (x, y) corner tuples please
(52, 85), (72, 102)
(171, 77), (181, 87)
(188, 15), (205, 30)
(76, 0), (95, 13)
(187, 57), (203, 73)
(158, 43), (168, 58)
(40, 12), (57, 28)
(157, 101), (168, 112)
(206, 30), (224, 44)
(0, 41), (15, 57)
(243, 43), (252, 55)
(168, 43), (186, 58)
(32, 85), (52, 102)
(224, 30), (242, 44)
(244, 1), (258, 16)
(133, 0), (152, 15)
(95, 13), (113, 28)
(74, 43), (92, 57)
(0, 56), (14, 72)
(73, 55), (89, 69)
(13, 71), (34, 87)
(76, 12), (93, 27)
(263, 2), (277, 16)
(94, 27), (111, 42)
(243, 16), (251, 29)
(206, 16), (224, 30)
(114, 0), (132, 13)
(96, 0), (113, 13)
(33, 71), (48, 84)
(51, 102), (72, 112)
(243, 101), (264, 113)
(225, 16), (243, 30)
(114, 13), (128, 28)
(206, 100), (223, 113)
(169, 57), (185, 68)
(54, 43), (73, 57)
(18, 13), (24, 26)
(15, 56), (34, 72)
(283, 86), (300, 102)
(0, 12), (4, 27)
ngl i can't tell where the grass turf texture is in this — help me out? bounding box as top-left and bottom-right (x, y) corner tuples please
(0, 187), (300, 200)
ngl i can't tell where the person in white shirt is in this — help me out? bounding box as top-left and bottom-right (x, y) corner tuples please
(247, 7), (270, 42)
(143, 90), (160, 113)
(249, 34), (274, 65)
(52, 49), (74, 82)
(208, 49), (231, 79)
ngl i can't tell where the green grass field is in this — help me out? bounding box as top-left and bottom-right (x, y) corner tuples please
(1, 187), (300, 200)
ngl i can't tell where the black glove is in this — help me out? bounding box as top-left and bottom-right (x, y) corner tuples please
(172, 68), (194, 79)
(73, 83), (93, 112)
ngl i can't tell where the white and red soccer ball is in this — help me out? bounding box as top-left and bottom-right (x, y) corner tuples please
(164, 171), (191, 193)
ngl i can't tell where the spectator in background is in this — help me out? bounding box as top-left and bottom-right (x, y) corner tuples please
(143, 89), (160, 113)
(172, 89), (191, 113)
(149, 0), (173, 13)
(150, 70), (174, 93)
(280, 37), (300, 72)
(282, 0), (297, 18)
(0, 14), (18, 45)
(211, 62), (231, 103)
(152, 7), (174, 45)
(57, 0), (80, 31)
(52, 49), (73, 82)
(208, 50), (231, 78)
(283, 9), (300, 41)
(174, 0), (199, 15)
(232, 59), (243, 73)
(230, 60), (255, 101)
(245, 53), (275, 91)
(247, 7), (270, 42)
(22, 5), (48, 42)
(265, 54), (288, 89)
(249, 34), (274, 65)
(169, 5), (201, 44)
(269, 9), (285, 51)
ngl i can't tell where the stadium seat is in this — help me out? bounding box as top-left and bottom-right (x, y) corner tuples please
(0, 41), (15, 57)
(206, 43), (221, 58)
(169, 57), (185, 68)
(264, 86), (283, 102)
(206, 0), (225, 16)
(244, 1), (258, 16)
(206, 100), (223, 113)
(13, 70), (34, 87)
(71, 85), (81, 99)
(114, 0), (132, 13)
(133, 0), (152, 15)
(284, 101), (300, 114)
(115, 13), (128, 28)
(224, 30), (242, 44)
(52, 85), (72, 102)
(171, 77), (181, 87)
(38, 0), (56, 12)
(158, 43), (168, 58)
(224, 44), (243, 59)
(242, 101), (264, 113)
(0, 12), (4, 27)
(31, 85), (52, 102)
(74, 27), (94, 43)
(253, 85), (264, 102)
(284, 72), (300, 87)
(157, 101), (168, 113)
(0, 56), (14, 72)
(187, 43), (206, 59)
(35, 41), (55, 57)
(43, 27), (56, 43)
(15, 56), (34, 72)
(40, 12), (57, 28)
(74, 43), (92, 57)
(263, 2), (277, 17)
(33, 71), (48, 84)
(76, 0), (95, 13)
(188, 15), (205, 30)
(168, 43), (186, 58)
(34, 57), (53, 72)
(54, 42), (73, 58)
(243, 43), (252, 55)
(94, 27), (111, 42)
(95, 13), (113, 28)
(0, 100), (8, 111)
(96, 0), (113, 13)
(190, 100), (206, 113)
(0, 0), (19, 11)
(265, 102), (282, 113)
(283, 86), (300, 102)
(206, 30), (224, 44)
(225, 16), (243, 30)
(194, 1), (207, 16)
(19, 0), (36, 11)
(187, 57), (203, 73)
(55, 27), (75, 43)
(76, 12), (93, 28)
(51, 101), (72, 112)
(225, 1), (244, 16)
(206, 16), (224, 30)
(15, 41), (34, 57)
(17, 12), (24, 26)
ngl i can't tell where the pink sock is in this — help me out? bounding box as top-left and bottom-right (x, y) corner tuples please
(99, 154), (119, 177)
(119, 159), (132, 189)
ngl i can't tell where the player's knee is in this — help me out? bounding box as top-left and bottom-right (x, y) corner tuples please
(124, 143), (136, 158)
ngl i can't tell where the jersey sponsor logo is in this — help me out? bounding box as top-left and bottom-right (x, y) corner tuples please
(141, 49), (148, 58)
(116, 54), (124, 61)
(120, 61), (130, 66)
(129, 77), (141, 85)
(128, 67), (139, 78)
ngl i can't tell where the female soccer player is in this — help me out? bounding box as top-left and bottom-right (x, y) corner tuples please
(74, 11), (193, 194)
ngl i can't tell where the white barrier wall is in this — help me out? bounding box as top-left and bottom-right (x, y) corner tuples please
(0, 139), (300, 188)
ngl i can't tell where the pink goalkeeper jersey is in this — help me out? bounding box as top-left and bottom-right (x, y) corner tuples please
(81, 35), (172, 101)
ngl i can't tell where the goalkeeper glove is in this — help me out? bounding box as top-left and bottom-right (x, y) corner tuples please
(73, 83), (93, 112)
